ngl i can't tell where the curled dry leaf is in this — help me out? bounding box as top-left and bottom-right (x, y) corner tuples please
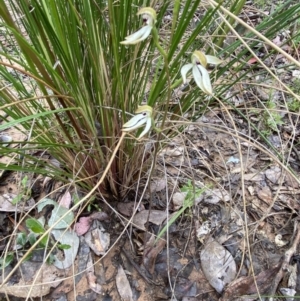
(200, 237), (236, 293)
(196, 221), (211, 242)
(275, 234), (289, 247)
(280, 288), (296, 301)
(143, 234), (166, 275)
(117, 201), (144, 217)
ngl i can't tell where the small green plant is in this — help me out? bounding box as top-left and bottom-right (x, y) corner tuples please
(156, 181), (206, 242)
(288, 98), (300, 112)
(288, 78), (300, 112)
(12, 175), (31, 205)
(9, 200), (75, 269)
(262, 100), (284, 135)
(25, 217), (49, 247)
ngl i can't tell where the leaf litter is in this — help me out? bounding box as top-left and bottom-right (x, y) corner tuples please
(1, 101), (300, 300)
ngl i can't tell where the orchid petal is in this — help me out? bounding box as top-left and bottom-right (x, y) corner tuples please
(137, 117), (152, 139)
(192, 65), (212, 95)
(122, 113), (148, 132)
(192, 50), (208, 68)
(192, 65), (205, 93)
(180, 63), (193, 84)
(131, 25), (152, 44)
(120, 26), (151, 45)
(205, 55), (223, 65)
(197, 65), (213, 94)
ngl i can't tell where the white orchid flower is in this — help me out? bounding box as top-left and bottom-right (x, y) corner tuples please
(120, 7), (156, 45)
(181, 50), (222, 95)
(122, 105), (153, 139)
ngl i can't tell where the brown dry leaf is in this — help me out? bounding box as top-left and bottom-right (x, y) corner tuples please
(243, 172), (265, 182)
(159, 145), (185, 166)
(0, 263), (64, 298)
(257, 186), (273, 205)
(150, 178), (166, 193)
(84, 221), (110, 255)
(172, 191), (188, 210)
(116, 265), (133, 301)
(220, 264), (280, 300)
(265, 166), (281, 184)
(203, 188), (230, 204)
(285, 172), (300, 188)
(200, 237), (236, 293)
(86, 272), (102, 294)
(117, 201), (144, 217)
(132, 210), (168, 230)
(251, 197), (269, 211)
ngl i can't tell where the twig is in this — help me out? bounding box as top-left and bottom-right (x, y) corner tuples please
(121, 249), (159, 285)
(268, 221), (300, 300)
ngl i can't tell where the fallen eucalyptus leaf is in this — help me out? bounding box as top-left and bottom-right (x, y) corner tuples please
(38, 198), (74, 229)
(200, 237), (236, 293)
(116, 265), (133, 301)
(51, 229), (79, 269)
(132, 210), (168, 230)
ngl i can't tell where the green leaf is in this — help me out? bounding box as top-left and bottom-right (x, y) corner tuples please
(27, 232), (37, 245)
(21, 175), (28, 187)
(26, 218), (45, 234)
(0, 253), (14, 269)
(16, 232), (27, 246)
(11, 194), (22, 205)
(39, 234), (49, 247)
(58, 244), (71, 250)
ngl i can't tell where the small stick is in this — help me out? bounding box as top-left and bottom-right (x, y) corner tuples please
(268, 221), (300, 300)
